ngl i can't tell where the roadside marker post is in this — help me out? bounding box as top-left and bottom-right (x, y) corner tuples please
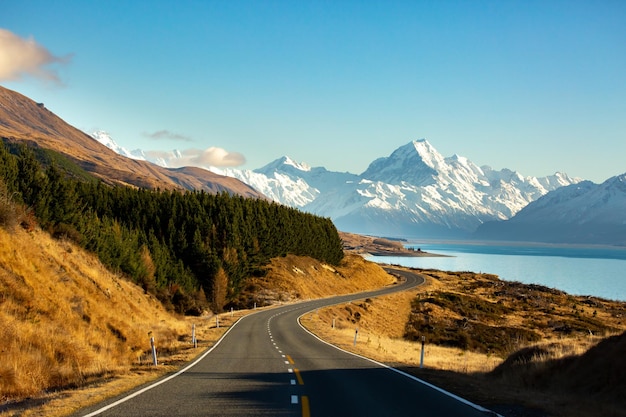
(216, 315), (219, 328)
(192, 324), (197, 348)
(420, 336), (425, 368)
(353, 328), (358, 346)
(149, 333), (158, 366)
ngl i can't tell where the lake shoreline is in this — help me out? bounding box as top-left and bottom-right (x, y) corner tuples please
(339, 231), (452, 258)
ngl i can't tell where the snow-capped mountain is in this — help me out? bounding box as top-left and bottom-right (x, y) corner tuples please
(475, 174), (626, 244)
(90, 132), (583, 238)
(308, 140), (580, 237)
(90, 131), (146, 161)
(220, 139), (580, 237)
(214, 157), (361, 208)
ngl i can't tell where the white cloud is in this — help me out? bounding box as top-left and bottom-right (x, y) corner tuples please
(0, 28), (71, 84)
(145, 147), (246, 168)
(143, 130), (192, 142)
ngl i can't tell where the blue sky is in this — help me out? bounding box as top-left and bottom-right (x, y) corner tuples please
(1, 0), (625, 183)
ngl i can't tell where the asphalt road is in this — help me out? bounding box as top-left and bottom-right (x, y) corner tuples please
(75, 268), (498, 417)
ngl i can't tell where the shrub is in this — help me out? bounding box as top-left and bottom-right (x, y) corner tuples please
(0, 182), (19, 230)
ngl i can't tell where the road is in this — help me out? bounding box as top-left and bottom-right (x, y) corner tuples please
(75, 268), (498, 417)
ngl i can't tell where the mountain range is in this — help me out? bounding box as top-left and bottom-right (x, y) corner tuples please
(225, 140), (583, 238)
(92, 130), (595, 240)
(475, 175), (626, 245)
(97, 131), (626, 245)
(2, 84), (623, 244)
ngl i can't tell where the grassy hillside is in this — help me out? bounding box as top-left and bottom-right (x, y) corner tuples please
(0, 226), (189, 404)
(0, 141), (344, 313)
(5, 197), (623, 417)
(0, 218), (393, 415)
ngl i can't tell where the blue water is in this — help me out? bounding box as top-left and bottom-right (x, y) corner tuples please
(367, 241), (626, 301)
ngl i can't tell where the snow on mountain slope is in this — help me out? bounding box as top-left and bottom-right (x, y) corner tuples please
(91, 132), (584, 238)
(474, 174), (626, 244)
(90, 131), (146, 161)
(499, 174), (626, 225)
(214, 156), (361, 208)
(223, 139), (581, 237)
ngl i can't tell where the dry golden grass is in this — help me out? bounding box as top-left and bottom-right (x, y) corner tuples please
(0, 310), (253, 417)
(0, 228), (395, 416)
(4, 221), (624, 417)
(300, 267), (626, 417)
(237, 253), (395, 305)
(0, 226), (194, 414)
(300, 275), (502, 374)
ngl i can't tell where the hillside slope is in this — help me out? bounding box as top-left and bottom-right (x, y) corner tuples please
(0, 226), (189, 402)
(0, 218), (394, 415)
(0, 86), (262, 197)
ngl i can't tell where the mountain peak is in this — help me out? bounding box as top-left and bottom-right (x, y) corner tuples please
(90, 130), (145, 161)
(360, 139), (444, 185)
(409, 139), (447, 170)
(282, 156), (311, 172)
(256, 156), (311, 174)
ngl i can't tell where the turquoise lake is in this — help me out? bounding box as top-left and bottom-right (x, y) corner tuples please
(367, 241), (626, 301)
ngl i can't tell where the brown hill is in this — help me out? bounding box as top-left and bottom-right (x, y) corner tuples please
(0, 85), (263, 197)
(0, 220), (393, 415)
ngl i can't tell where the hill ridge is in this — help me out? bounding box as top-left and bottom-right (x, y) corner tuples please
(0, 85), (262, 197)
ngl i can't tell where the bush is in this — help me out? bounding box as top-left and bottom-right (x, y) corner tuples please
(0, 183), (19, 230)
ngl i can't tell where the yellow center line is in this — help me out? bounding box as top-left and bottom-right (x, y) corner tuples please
(293, 368), (304, 385)
(301, 395), (310, 417)
(286, 355), (308, 415)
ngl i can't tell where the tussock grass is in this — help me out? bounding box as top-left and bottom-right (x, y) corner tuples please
(0, 229), (390, 416)
(235, 253), (395, 306)
(0, 226), (189, 408)
(301, 267), (626, 417)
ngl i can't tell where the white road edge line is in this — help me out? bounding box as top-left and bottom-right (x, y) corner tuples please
(80, 315), (247, 417)
(297, 311), (503, 417)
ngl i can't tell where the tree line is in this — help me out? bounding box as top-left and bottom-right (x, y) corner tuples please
(0, 140), (344, 313)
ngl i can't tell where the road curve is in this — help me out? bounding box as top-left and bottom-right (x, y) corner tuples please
(75, 268), (498, 417)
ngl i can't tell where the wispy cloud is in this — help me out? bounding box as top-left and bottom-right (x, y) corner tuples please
(145, 147), (246, 168)
(0, 28), (71, 84)
(143, 130), (193, 142)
